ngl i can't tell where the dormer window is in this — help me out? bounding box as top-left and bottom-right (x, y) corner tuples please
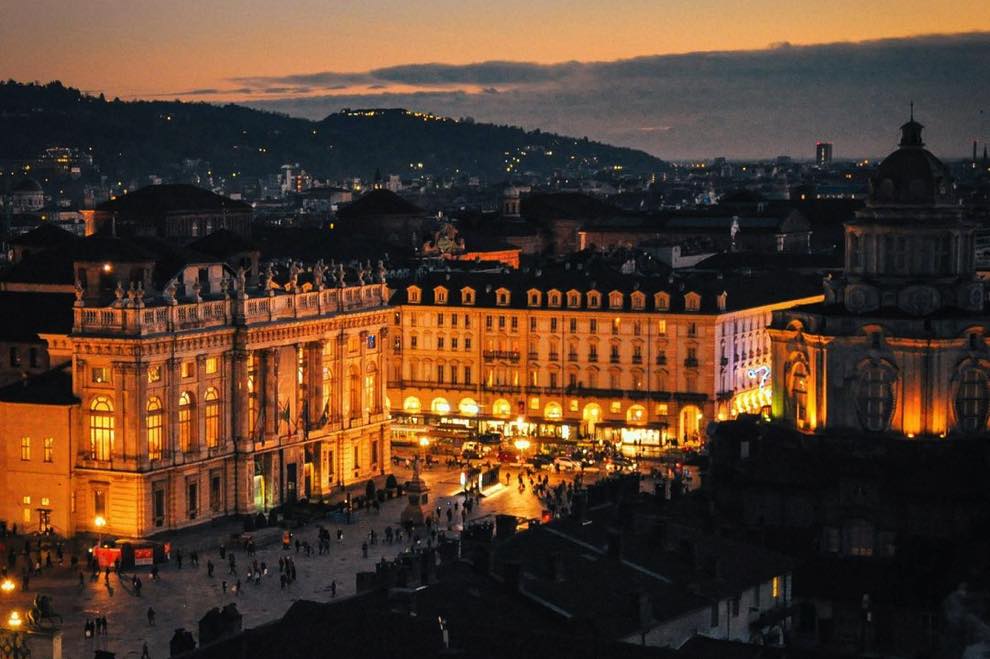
(407, 286), (421, 304)
(685, 292), (701, 312)
(527, 290), (542, 307)
(587, 291), (601, 309)
(548, 290), (562, 308)
(434, 286), (448, 304)
(631, 291), (645, 311)
(461, 287), (475, 305)
(609, 291), (623, 310)
(496, 288), (511, 307)
(655, 292), (670, 311)
(567, 290), (581, 308)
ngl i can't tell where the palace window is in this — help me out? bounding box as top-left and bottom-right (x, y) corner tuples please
(956, 368), (989, 433)
(20, 436), (30, 461)
(44, 437), (54, 463)
(147, 397), (164, 461)
(181, 361), (195, 378)
(857, 364), (895, 432)
(205, 356), (218, 375)
(178, 392), (195, 452)
(148, 365), (162, 383)
(89, 396), (114, 461)
(205, 388), (221, 448)
(91, 366), (110, 384)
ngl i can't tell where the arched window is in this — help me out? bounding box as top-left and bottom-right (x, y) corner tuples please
(403, 396), (421, 414)
(349, 366), (361, 418)
(431, 397), (451, 415)
(956, 368), (989, 433)
(544, 401), (563, 420)
(492, 399), (512, 418)
(146, 397), (163, 461)
(179, 392), (195, 452)
(90, 396), (114, 461)
(365, 363), (380, 413)
(626, 404), (647, 425)
(857, 364), (895, 432)
(204, 388), (220, 448)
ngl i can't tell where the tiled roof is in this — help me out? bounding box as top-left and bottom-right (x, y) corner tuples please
(95, 184), (250, 215)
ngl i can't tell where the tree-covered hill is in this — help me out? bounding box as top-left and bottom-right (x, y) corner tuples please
(0, 81), (666, 181)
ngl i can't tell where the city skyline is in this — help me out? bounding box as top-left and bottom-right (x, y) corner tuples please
(2, 0), (990, 158)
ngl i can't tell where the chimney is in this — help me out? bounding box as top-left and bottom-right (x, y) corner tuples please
(502, 561), (522, 593)
(634, 592), (654, 628)
(547, 552), (565, 582)
(606, 528), (622, 560)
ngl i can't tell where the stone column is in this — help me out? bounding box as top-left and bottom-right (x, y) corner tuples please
(306, 341), (323, 429)
(232, 349), (251, 448)
(263, 348), (277, 438)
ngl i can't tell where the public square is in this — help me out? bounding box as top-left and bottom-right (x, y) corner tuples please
(2, 458), (630, 658)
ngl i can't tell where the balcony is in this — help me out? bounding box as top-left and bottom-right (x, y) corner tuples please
(588, 354), (598, 363)
(527, 352), (538, 361)
(610, 355), (620, 364)
(548, 353), (560, 362)
(567, 352), (579, 362)
(483, 350), (521, 363)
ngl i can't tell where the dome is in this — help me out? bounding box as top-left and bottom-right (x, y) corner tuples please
(12, 177), (43, 194)
(869, 117), (953, 206)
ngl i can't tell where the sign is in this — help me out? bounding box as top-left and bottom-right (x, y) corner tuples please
(747, 365), (771, 390)
(134, 547), (154, 566)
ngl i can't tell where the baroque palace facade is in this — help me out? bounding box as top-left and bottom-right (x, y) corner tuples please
(388, 266), (821, 453)
(769, 117), (990, 436)
(0, 235), (389, 538)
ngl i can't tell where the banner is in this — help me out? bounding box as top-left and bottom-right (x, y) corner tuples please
(134, 547), (154, 566)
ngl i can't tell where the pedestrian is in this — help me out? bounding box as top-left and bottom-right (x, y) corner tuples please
(207, 560), (214, 578)
(176, 549), (183, 569)
(279, 574), (286, 590)
(235, 579), (241, 596)
(147, 606), (156, 626)
(79, 571), (85, 587)
(295, 539), (301, 554)
(222, 580), (227, 593)
(361, 542), (368, 558)
(151, 564), (160, 581)
(141, 641), (151, 659)
(330, 579), (336, 598)
(219, 543), (226, 560)
(45, 552), (52, 568)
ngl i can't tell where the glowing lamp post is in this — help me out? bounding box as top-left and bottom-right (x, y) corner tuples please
(94, 515), (106, 549)
(7, 610), (22, 629)
(0, 579), (14, 595)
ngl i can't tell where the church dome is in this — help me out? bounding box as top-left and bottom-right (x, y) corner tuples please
(12, 177), (43, 194)
(869, 116), (953, 206)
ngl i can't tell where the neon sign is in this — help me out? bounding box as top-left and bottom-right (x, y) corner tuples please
(747, 365), (771, 390)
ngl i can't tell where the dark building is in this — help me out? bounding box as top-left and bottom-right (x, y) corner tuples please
(83, 184), (253, 241)
(815, 142), (833, 166)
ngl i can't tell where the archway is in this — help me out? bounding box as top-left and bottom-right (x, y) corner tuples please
(626, 404), (647, 426)
(582, 403), (602, 436)
(544, 401), (563, 420)
(459, 398), (479, 416)
(403, 396), (421, 414)
(431, 397), (451, 415)
(679, 405), (702, 444)
(492, 399), (512, 418)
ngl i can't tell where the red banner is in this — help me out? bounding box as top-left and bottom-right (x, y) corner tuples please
(134, 547), (154, 566)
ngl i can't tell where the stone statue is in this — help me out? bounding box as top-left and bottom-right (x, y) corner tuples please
(220, 274), (231, 299)
(289, 261), (301, 291)
(261, 262), (275, 296)
(377, 260), (387, 284)
(236, 266), (247, 295)
(335, 263), (346, 287)
(357, 261), (368, 285)
(134, 281), (145, 308)
(313, 259), (326, 290)
(191, 279), (203, 303)
(74, 278), (85, 307)
(163, 278), (178, 305)
(112, 281), (125, 307)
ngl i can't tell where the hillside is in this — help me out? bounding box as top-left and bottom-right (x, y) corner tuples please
(0, 81), (666, 181)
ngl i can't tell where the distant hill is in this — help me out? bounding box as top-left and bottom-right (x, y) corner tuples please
(0, 81), (666, 181)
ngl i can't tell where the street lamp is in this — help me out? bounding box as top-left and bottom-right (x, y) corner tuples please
(94, 515), (106, 549)
(0, 579), (14, 594)
(7, 611), (22, 629)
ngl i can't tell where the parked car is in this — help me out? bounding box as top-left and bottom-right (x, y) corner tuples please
(529, 454), (554, 469)
(606, 456), (638, 473)
(497, 450), (516, 464)
(554, 456), (581, 471)
(478, 432), (502, 445)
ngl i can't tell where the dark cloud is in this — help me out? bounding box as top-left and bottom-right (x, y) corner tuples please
(240, 32), (990, 159)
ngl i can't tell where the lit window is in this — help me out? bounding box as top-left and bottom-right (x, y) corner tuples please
(655, 403), (669, 416)
(205, 388), (220, 448)
(20, 436), (30, 461)
(43, 437), (54, 463)
(147, 366), (162, 383)
(610, 401), (621, 413)
(147, 397), (163, 461)
(205, 357), (218, 375)
(91, 367), (111, 384)
(179, 392), (195, 452)
(530, 397), (540, 410)
(181, 362), (195, 378)
(22, 496), (30, 505)
(89, 396), (114, 461)
(657, 319), (667, 335)
(41, 497), (49, 506)
(772, 576), (781, 599)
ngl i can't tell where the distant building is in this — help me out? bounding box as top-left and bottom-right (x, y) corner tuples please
(815, 142), (833, 166)
(770, 117), (988, 436)
(83, 184), (253, 241)
(8, 177), (45, 213)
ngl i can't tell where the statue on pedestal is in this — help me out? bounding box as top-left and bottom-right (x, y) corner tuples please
(400, 455), (431, 528)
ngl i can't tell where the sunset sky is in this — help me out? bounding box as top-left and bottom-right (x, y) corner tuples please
(3, 0), (988, 99)
(3, 0), (989, 157)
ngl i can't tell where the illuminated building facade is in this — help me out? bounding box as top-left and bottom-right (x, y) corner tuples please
(0, 237), (390, 538)
(770, 117), (989, 436)
(389, 269), (820, 454)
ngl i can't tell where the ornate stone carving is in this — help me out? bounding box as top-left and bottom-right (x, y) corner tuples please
(897, 285), (940, 316)
(844, 284), (879, 314)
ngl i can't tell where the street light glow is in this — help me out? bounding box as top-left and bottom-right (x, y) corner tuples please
(7, 611), (22, 629)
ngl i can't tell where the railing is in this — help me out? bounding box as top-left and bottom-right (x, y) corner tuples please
(482, 350), (521, 362)
(73, 283), (388, 336)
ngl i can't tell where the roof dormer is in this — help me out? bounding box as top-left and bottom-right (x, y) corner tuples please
(496, 287), (511, 307)
(407, 285), (422, 304)
(527, 289), (542, 307)
(630, 291), (646, 311)
(566, 289), (582, 308)
(608, 290), (624, 310)
(433, 285), (449, 304)
(548, 289), (562, 308)
(654, 291), (670, 311)
(685, 291), (701, 312)
(460, 286), (476, 305)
